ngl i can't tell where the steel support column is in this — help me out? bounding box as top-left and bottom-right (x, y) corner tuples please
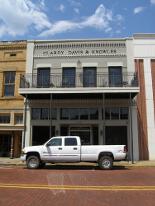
(129, 93), (134, 163)
(50, 93), (52, 138)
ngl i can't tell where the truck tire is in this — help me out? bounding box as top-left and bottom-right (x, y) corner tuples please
(98, 156), (113, 170)
(26, 155), (40, 169)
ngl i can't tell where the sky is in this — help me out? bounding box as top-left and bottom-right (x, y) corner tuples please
(0, 0), (154, 41)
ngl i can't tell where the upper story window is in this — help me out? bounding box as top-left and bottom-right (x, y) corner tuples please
(31, 108), (57, 120)
(108, 66), (122, 87)
(15, 114), (23, 124)
(37, 68), (50, 88)
(0, 114), (10, 124)
(83, 67), (96, 87)
(4, 71), (16, 96)
(105, 107), (128, 120)
(62, 68), (76, 87)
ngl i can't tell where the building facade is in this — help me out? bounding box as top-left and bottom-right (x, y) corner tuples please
(19, 38), (140, 161)
(0, 41), (26, 158)
(133, 34), (155, 160)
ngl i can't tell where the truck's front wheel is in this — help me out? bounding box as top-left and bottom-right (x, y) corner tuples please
(98, 156), (113, 170)
(26, 155), (40, 169)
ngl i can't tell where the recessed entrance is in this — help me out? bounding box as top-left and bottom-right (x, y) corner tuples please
(105, 126), (127, 145)
(0, 135), (11, 157)
(32, 126), (55, 145)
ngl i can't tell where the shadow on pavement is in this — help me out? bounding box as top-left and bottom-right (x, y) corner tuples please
(23, 164), (128, 170)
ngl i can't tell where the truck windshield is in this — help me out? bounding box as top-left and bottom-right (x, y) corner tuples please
(47, 138), (62, 146)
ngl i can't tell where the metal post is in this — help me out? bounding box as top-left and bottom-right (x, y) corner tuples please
(129, 93), (134, 164)
(102, 93), (105, 145)
(23, 95), (27, 148)
(10, 132), (14, 159)
(50, 93), (52, 138)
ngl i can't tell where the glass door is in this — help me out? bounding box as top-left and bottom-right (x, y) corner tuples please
(62, 68), (76, 87)
(109, 66), (122, 87)
(83, 67), (96, 87)
(37, 68), (50, 88)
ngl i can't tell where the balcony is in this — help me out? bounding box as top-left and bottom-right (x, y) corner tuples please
(19, 72), (139, 98)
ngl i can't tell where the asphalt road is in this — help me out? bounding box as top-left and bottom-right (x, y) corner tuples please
(0, 165), (155, 206)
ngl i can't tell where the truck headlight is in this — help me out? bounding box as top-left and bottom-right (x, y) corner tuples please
(21, 149), (26, 155)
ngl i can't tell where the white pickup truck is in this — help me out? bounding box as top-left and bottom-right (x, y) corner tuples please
(21, 136), (127, 170)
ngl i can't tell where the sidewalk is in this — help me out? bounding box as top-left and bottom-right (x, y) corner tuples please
(0, 158), (155, 167)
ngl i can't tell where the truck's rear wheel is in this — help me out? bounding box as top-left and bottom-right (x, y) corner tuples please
(98, 156), (113, 170)
(26, 155), (40, 169)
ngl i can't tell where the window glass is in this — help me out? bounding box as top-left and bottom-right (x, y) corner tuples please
(62, 68), (75, 87)
(65, 138), (77, 146)
(111, 108), (119, 120)
(105, 108), (110, 120)
(51, 109), (57, 120)
(0, 115), (10, 123)
(120, 107), (128, 119)
(37, 68), (50, 88)
(89, 108), (98, 120)
(41, 108), (49, 120)
(60, 109), (69, 120)
(4, 72), (15, 96)
(31, 108), (41, 120)
(70, 108), (79, 120)
(109, 67), (122, 87)
(48, 138), (62, 146)
(83, 67), (96, 87)
(80, 108), (89, 120)
(15, 114), (23, 124)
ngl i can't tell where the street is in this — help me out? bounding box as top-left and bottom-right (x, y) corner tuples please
(0, 165), (155, 206)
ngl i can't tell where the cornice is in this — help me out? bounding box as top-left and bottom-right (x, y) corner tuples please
(0, 45), (26, 50)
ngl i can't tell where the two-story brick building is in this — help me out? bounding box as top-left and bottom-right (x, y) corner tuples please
(0, 41), (26, 157)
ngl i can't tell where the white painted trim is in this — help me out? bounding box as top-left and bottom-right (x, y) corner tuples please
(107, 62), (123, 67)
(36, 63), (52, 68)
(61, 63), (77, 67)
(82, 63), (98, 67)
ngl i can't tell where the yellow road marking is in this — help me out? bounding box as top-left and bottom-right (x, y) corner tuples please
(0, 183), (155, 191)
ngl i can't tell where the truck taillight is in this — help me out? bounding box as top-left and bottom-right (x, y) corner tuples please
(124, 146), (128, 153)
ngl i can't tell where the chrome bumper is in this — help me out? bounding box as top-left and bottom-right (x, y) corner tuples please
(20, 154), (26, 162)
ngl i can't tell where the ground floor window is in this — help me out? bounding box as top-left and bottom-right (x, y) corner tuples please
(105, 126), (127, 146)
(60, 108), (98, 120)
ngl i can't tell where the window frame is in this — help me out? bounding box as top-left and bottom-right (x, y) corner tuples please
(3, 71), (16, 97)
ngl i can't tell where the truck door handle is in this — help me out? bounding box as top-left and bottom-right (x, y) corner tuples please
(58, 148), (62, 150)
(73, 148), (77, 150)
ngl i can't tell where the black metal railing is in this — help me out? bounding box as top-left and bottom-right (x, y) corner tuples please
(20, 72), (138, 89)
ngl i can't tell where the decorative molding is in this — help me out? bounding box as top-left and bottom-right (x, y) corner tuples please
(34, 41), (126, 58)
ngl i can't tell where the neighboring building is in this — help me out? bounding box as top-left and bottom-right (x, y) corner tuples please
(133, 34), (155, 160)
(19, 38), (140, 161)
(0, 41), (26, 158)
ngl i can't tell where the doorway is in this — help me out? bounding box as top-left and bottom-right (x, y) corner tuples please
(105, 126), (127, 146)
(0, 135), (11, 157)
(32, 126), (55, 145)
